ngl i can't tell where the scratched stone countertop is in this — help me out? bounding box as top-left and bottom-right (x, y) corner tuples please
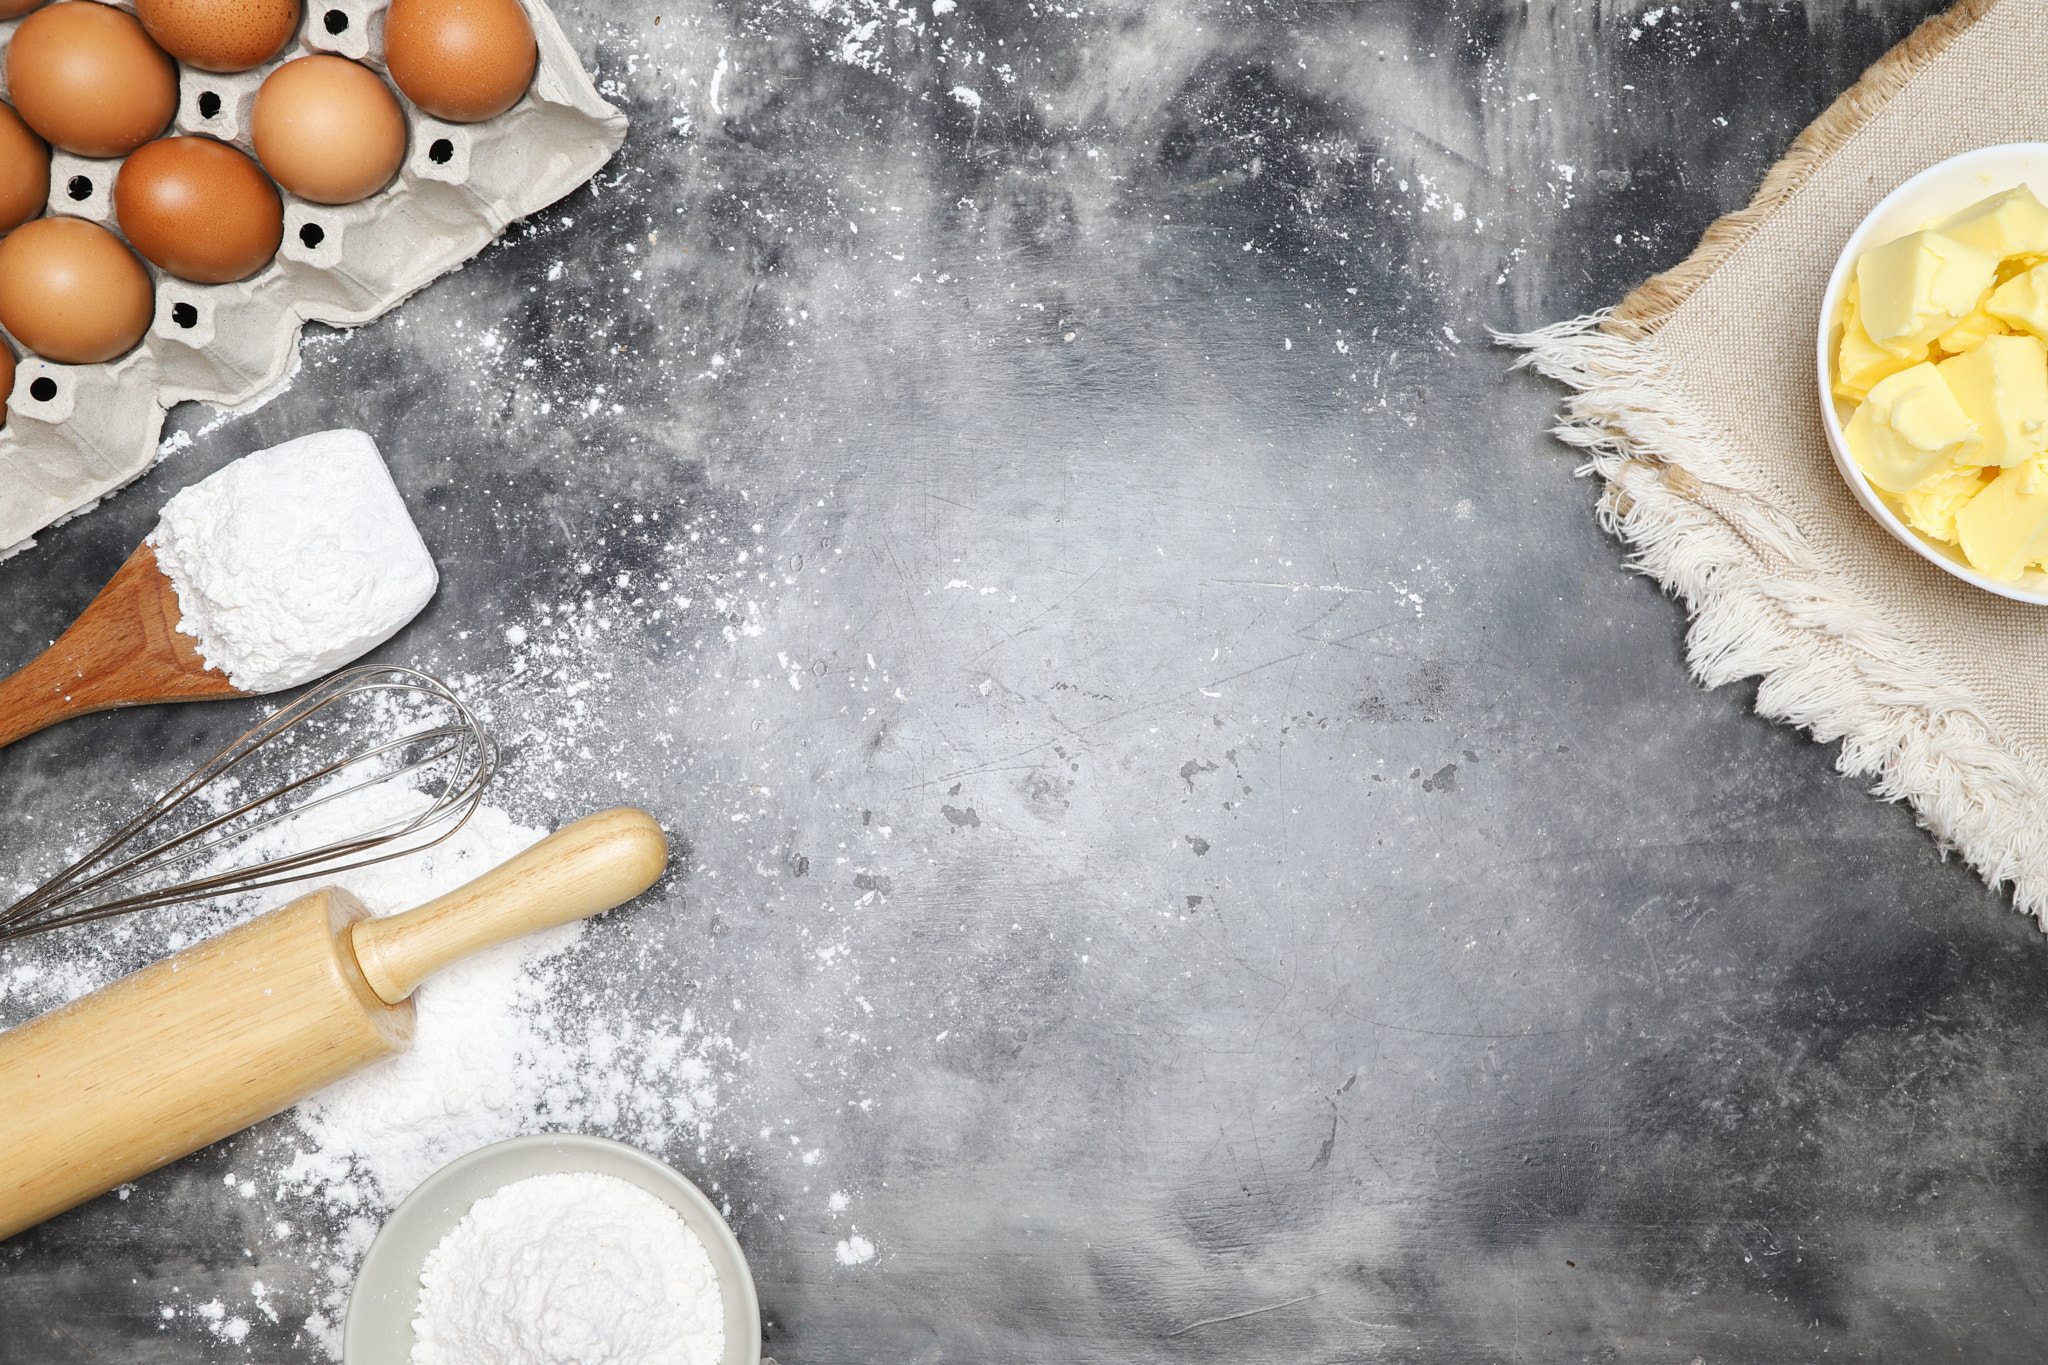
(4, 0), (2037, 1360)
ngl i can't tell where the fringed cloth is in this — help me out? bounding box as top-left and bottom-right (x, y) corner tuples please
(1503, 0), (2048, 921)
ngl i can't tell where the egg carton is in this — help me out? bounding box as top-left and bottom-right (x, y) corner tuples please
(0, 0), (626, 559)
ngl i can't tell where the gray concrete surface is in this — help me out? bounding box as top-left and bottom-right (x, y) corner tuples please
(11, 0), (2047, 1360)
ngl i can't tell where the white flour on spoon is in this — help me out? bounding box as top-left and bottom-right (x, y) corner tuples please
(149, 429), (438, 693)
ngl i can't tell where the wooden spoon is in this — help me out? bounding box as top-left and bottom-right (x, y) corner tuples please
(0, 541), (242, 749)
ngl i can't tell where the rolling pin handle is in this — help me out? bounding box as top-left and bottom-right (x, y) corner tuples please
(347, 808), (668, 1005)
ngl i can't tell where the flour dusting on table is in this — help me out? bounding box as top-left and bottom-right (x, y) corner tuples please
(0, 465), (888, 1356)
(55, 765), (734, 1358)
(240, 789), (729, 1357)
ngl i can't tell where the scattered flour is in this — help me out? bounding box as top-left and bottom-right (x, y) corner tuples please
(0, 468), (893, 1358)
(138, 769), (733, 1359)
(149, 430), (439, 693)
(412, 1172), (725, 1365)
(282, 800), (576, 1208)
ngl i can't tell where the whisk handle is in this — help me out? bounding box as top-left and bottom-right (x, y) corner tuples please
(347, 808), (669, 1005)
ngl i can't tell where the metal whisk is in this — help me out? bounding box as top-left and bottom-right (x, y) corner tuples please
(0, 665), (496, 943)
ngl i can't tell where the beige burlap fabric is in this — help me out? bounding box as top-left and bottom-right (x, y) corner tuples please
(1509, 0), (2048, 920)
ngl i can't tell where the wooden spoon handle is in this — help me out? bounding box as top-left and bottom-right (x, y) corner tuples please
(0, 544), (238, 750)
(0, 649), (97, 749)
(346, 808), (669, 1005)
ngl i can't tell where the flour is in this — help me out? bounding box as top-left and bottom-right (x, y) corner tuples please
(2, 473), (807, 1356)
(148, 430), (438, 694)
(412, 1172), (725, 1365)
(179, 767), (735, 1359)
(282, 800), (578, 1207)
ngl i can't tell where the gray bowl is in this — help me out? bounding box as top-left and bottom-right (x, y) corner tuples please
(343, 1133), (762, 1365)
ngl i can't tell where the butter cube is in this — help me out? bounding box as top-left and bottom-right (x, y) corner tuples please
(1895, 464), (1989, 543)
(1934, 307), (2012, 357)
(1844, 363), (1983, 493)
(1936, 333), (2048, 467)
(1933, 185), (2048, 259)
(1997, 253), (2047, 286)
(1837, 295), (1927, 399)
(1987, 263), (2048, 341)
(1957, 459), (2048, 578)
(1857, 230), (2000, 356)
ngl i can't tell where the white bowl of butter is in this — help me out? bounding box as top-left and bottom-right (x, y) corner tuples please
(1819, 142), (2048, 604)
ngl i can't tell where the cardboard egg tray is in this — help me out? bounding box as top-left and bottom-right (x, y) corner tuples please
(0, 0), (626, 559)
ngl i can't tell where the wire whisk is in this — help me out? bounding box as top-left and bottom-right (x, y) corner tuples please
(1, 665), (496, 943)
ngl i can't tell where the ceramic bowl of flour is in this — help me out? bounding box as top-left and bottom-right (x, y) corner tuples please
(344, 1133), (761, 1365)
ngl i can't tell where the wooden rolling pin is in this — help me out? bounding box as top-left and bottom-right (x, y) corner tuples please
(0, 807), (668, 1242)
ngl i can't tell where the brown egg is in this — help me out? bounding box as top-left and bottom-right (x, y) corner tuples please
(114, 138), (282, 284)
(0, 217), (152, 364)
(0, 342), (15, 421)
(251, 56), (407, 205)
(135, 0), (299, 73)
(6, 3), (178, 159)
(0, 0), (50, 18)
(383, 0), (536, 123)
(0, 103), (50, 235)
